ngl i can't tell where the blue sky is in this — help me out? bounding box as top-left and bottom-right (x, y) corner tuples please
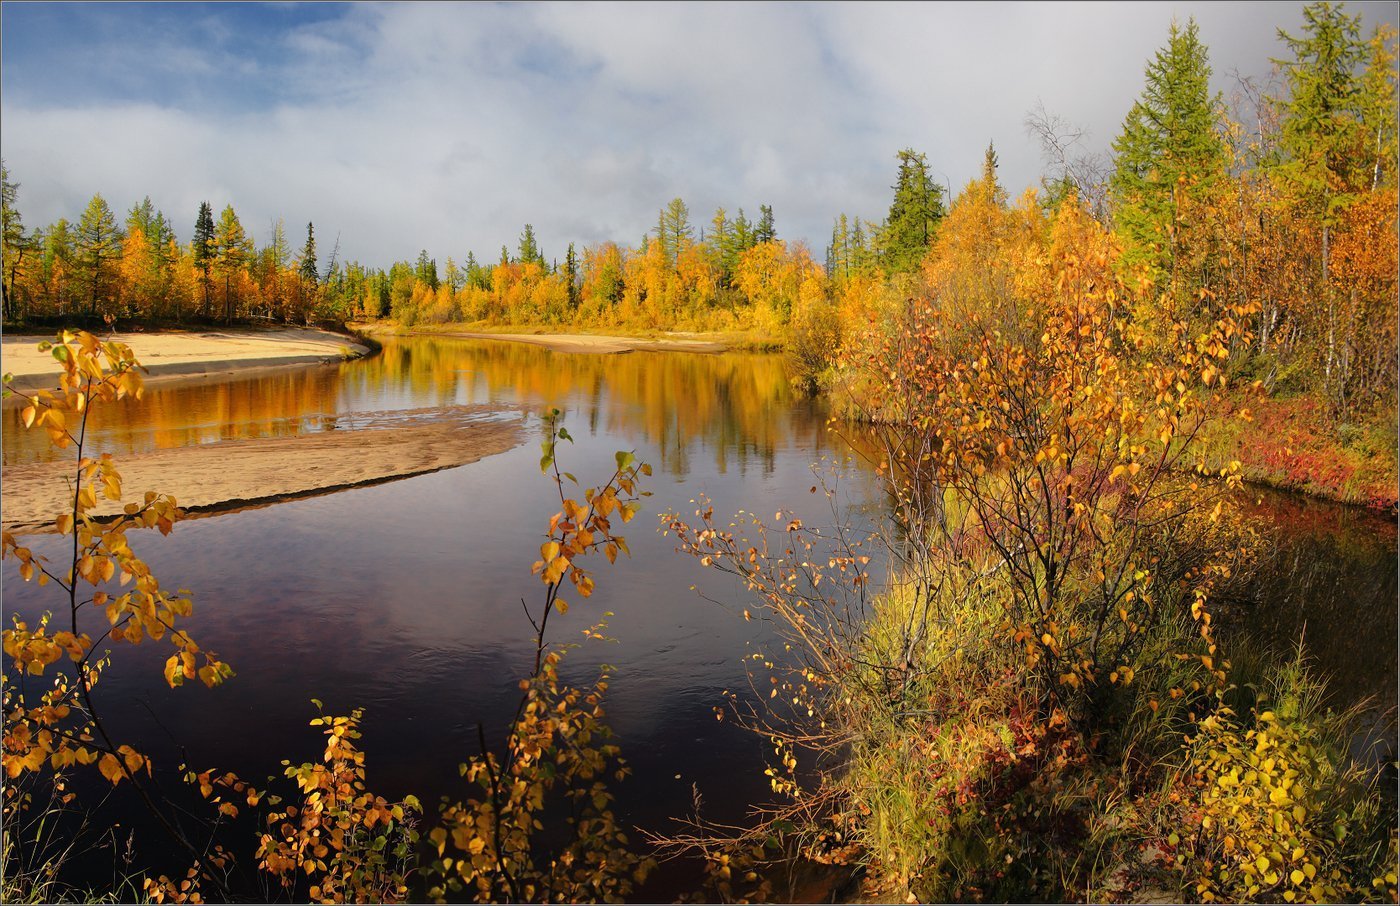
(2, 1), (1396, 269)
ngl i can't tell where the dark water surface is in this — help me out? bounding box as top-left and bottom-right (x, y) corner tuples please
(2, 336), (1394, 892)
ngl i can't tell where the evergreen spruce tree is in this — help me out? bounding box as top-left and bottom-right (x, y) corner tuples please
(564, 242), (580, 308)
(415, 249), (439, 289)
(193, 202), (216, 317)
(1109, 17), (1226, 284)
(298, 222), (319, 286)
(76, 194), (123, 319)
(214, 205), (252, 323)
(707, 207), (734, 286)
(517, 225), (544, 269)
(880, 148), (945, 275)
(654, 198), (693, 270)
(755, 204), (776, 244)
(2, 161), (30, 320)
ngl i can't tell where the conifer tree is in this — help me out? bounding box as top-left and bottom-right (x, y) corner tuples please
(654, 198), (693, 270)
(193, 202), (216, 317)
(298, 222), (318, 286)
(76, 194), (123, 319)
(1109, 17), (1226, 285)
(518, 225), (544, 269)
(755, 204), (776, 244)
(564, 242), (580, 307)
(214, 205), (252, 323)
(879, 148), (945, 275)
(2, 161), (30, 321)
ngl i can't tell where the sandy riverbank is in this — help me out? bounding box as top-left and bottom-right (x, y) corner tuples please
(366, 327), (733, 354)
(2, 405), (523, 533)
(2, 327), (371, 393)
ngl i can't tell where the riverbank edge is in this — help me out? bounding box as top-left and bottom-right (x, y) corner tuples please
(2, 404), (525, 535)
(2, 325), (377, 396)
(354, 320), (783, 354)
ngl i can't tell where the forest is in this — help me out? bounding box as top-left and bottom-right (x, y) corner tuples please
(2, 3), (1397, 903)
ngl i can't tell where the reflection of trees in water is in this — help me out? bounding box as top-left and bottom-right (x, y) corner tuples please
(3, 364), (348, 465)
(2, 336), (848, 479)
(1217, 488), (1396, 719)
(363, 338), (839, 478)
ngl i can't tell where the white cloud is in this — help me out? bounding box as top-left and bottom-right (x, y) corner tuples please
(3, 1), (1395, 267)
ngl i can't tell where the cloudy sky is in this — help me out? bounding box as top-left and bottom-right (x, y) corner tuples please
(2, 1), (1395, 269)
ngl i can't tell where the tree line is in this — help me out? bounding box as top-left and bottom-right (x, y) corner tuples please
(1, 1), (1394, 427)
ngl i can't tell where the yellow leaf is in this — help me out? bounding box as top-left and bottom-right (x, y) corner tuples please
(164, 655), (184, 688)
(98, 753), (125, 784)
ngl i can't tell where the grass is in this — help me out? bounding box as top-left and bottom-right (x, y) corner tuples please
(1197, 390), (1398, 510)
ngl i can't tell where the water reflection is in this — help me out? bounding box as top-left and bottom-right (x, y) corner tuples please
(4, 337), (833, 481)
(1, 336), (1393, 894)
(1, 337), (879, 875)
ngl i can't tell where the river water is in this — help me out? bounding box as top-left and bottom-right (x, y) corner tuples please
(2, 335), (1394, 892)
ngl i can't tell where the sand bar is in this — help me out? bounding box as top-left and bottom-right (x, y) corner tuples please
(2, 327), (371, 394)
(2, 405), (522, 534)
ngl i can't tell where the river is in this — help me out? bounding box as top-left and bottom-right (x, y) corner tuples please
(2, 334), (1394, 893)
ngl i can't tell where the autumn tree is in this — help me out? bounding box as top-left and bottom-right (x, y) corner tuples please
(75, 194), (124, 320)
(294, 222), (318, 321)
(415, 248), (440, 289)
(654, 197), (694, 270)
(35, 219), (77, 316)
(1270, 1), (1396, 413)
(2, 161), (31, 322)
(211, 205), (251, 322)
(879, 148), (945, 275)
(517, 224), (545, 269)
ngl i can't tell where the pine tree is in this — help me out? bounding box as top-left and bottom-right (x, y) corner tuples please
(732, 208), (754, 256)
(654, 198), (693, 270)
(268, 218), (290, 270)
(415, 249), (439, 288)
(214, 205), (252, 323)
(41, 219), (76, 315)
(880, 148), (945, 275)
(1109, 17), (1226, 284)
(517, 225), (544, 269)
(564, 242), (580, 308)
(193, 202), (216, 317)
(1272, 3), (1392, 198)
(2, 161), (30, 321)
(755, 204), (776, 244)
(298, 222), (319, 286)
(76, 194), (123, 319)
(1272, 2), (1392, 407)
(707, 207), (733, 285)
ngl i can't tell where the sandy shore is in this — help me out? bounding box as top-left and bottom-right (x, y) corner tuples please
(3, 327), (371, 393)
(386, 329), (731, 354)
(2, 405), (522, 534)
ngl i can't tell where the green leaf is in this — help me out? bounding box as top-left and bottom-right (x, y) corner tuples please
(558, 427), (572, 442)
(614, 450), (635, 471)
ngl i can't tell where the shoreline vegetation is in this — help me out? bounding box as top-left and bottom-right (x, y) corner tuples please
(2, 321), (1391, 524)
(2, 3), (1396, 902)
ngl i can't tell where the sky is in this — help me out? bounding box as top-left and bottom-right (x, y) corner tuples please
(2, 1), (1397, 270)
